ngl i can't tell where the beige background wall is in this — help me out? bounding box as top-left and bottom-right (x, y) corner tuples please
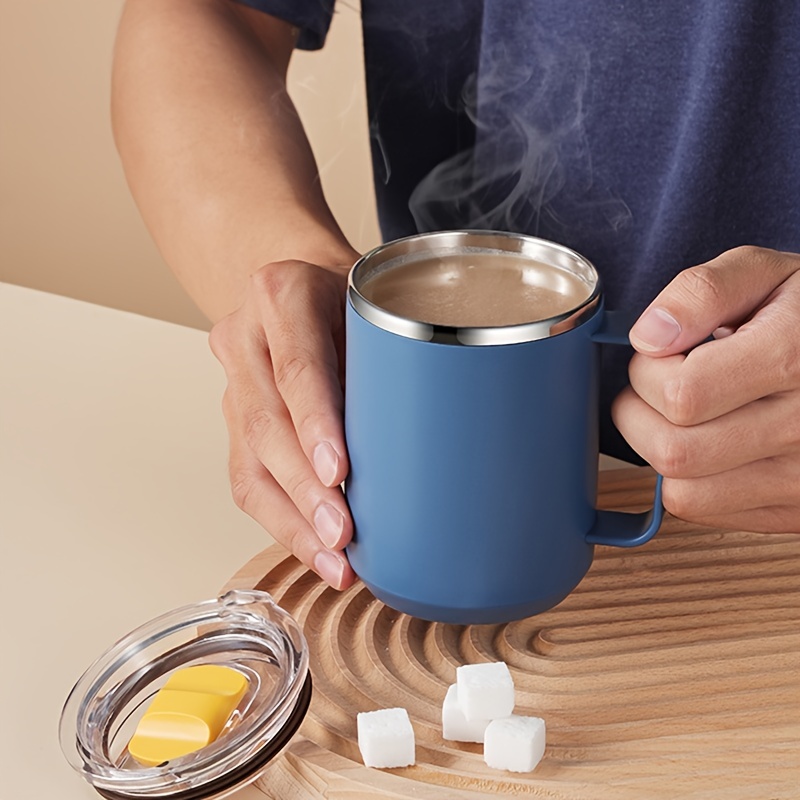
(0, 1), (380, 330)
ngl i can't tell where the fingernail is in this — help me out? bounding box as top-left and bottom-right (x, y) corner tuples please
(314, 549), (345, 589)
(314, 502), (344, 549)
(313, 442), (339, 487)
(630, 307), (681, 352)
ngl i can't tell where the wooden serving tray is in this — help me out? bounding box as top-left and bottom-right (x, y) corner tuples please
(224, 468), (800, 799)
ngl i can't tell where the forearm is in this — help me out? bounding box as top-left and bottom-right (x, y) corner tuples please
(111, 0), (358, 322)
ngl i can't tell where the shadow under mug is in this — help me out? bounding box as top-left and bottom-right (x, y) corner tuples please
(344, 230), (663, 624)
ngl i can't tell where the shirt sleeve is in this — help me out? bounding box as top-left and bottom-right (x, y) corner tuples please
(233, 0), (335, 50)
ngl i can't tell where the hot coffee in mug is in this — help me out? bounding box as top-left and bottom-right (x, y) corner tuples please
(345, 230), (663, 624)
(359, 252), (592, 328)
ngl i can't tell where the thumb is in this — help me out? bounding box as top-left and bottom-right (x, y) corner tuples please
(629, 246), (799, 356)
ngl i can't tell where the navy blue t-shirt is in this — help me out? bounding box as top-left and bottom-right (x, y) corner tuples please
(237, 0), (799, 459)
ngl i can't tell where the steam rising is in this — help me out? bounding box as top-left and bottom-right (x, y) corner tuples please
(408, 36), (632, 238)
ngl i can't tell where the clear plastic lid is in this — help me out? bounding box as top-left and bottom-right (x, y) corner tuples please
(59, 590), (310, 799)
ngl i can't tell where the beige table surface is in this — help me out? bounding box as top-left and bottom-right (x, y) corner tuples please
(0, 282), (630, 799)
(0, 283), (271, 799)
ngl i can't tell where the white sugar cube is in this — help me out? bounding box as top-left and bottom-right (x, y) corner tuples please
(442, 684), (493, 743)
(456, 662), (515, 721)
(484, 715), (546, 772)
(357, 708), (415, 768)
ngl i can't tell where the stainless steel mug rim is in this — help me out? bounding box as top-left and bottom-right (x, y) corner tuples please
(347, 230), (602, 345)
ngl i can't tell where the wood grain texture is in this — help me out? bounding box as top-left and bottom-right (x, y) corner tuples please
(224, 468), (800, 799)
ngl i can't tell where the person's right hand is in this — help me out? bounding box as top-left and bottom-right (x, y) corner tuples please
(209, 260), (357, 590)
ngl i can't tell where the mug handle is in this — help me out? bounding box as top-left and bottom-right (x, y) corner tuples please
(585, 310), (665, 548)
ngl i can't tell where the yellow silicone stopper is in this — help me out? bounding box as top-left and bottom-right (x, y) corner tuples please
(128, 665), (249, 767)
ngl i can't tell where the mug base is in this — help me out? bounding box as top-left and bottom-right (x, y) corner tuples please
(361, 581), (577, 625)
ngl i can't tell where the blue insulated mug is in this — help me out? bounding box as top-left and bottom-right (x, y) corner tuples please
(345, 231), (663, 624)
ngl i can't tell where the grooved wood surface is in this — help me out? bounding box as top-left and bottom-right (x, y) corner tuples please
(224, 469), (800, 799)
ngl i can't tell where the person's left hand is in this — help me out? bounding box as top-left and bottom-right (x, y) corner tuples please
(612, 246), (800, 533)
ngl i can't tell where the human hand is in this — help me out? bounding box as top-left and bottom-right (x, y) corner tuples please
(209, 260), (357, 589)
(612, 246), (800, 532)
